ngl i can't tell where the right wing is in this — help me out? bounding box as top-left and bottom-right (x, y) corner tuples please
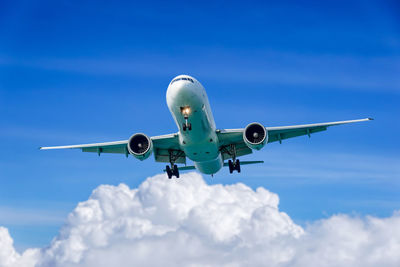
(40, 133), (186, 163)
(265, 118), (373, 143)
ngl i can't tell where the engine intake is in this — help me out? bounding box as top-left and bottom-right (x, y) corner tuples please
(243, 122), (267, 150)
(127, 133), (153, 160)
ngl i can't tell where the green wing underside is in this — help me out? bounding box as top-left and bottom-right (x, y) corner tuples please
(216, 124), (328, 160)
(217, 125), (327, 146)
(81, 144), (128, 154)
(40, 133), (185, 163)
(217, 118), (372, 160)
(267, 126), (327, 143)
(216, 126), (327, 160)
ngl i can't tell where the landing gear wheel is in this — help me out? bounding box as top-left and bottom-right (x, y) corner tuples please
(182, 123), (192, 131)
(173, 164), (180, 178)
(228, 160), (234, 173)
(235, 159), (241, 173)
(166, 165), (173, 179)
(228, 159), (241, 174)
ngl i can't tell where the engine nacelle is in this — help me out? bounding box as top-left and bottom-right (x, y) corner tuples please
(243, 122), (268, 150)
(127, 133), (153, 160)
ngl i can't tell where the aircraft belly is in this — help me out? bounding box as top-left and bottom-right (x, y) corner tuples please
(184, 139), (219, 162)
(194, 154), (223, 175)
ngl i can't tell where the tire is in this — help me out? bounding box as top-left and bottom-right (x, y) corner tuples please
(173, 165), (179, 178)
(228, 160), (233, 174)
(166, 165), (172, 179)
(188, 123), (192, 131)
(182, 124), (187, 131)
(235, 159), (241, 173)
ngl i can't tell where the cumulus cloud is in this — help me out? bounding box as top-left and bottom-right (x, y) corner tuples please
(0, 227), (39, 267)
(1, 172), (400, 267)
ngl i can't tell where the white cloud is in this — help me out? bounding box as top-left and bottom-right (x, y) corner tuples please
(1, 172), (400, 267)
(0, 227), (39, 267)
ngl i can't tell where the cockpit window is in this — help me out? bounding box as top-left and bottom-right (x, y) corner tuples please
(171, 77), (194, 85)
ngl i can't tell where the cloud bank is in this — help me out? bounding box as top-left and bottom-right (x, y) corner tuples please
(1, 172), (400, 267)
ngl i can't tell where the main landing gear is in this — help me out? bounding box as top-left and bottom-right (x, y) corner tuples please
(165, 150), (184, 179)
(228, 159), (241, 173)
(166, 164), (179, 179)
(221, 144), (241, 174)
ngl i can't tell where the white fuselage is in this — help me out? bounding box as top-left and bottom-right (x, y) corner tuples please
(166, 75), (223, 174)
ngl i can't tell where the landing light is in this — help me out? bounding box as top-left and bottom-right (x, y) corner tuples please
(181, 106), (191, 115)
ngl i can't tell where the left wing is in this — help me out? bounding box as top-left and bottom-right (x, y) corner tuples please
(40, 133), (184, 162)
(217, 118), (372, 159)
(40, 140), (129, 155)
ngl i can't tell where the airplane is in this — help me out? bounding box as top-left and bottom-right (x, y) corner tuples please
(40, 75), (372, 178)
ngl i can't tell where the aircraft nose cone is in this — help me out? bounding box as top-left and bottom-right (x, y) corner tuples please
(167, 79), (198, 102)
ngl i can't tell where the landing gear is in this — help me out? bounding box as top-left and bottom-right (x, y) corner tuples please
(174, 164), (179, 178)
(228, 159), (241, 173)
(182, 122), (192, 131)
(166, 165), (172, 178)
(180, 106), (192, 132)
(166, 164), (179, 179)
(182, 115), (192, 131)
(221, 144), (241, 174)
(165, 150), (184, 179)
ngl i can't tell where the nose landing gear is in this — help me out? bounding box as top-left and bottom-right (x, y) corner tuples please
(182, 114), (191, 131)
(181, 106), (192, 131)
(182, 120), (192, 131)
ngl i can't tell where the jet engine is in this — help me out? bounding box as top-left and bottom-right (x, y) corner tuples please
(127, 133), (153, 160)
(243, 122), (268, 150)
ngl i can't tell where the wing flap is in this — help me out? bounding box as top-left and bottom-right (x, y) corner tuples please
(220, 141), (253, 160)
(267, 126), (327, 143)
(81, 144), (128, 154)
(154, 148), (186, 164)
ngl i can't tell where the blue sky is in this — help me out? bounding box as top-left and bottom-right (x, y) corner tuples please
(0, 0), (399, 251)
